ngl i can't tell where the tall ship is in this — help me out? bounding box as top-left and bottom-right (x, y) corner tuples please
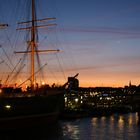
(0, 0), (64, 129)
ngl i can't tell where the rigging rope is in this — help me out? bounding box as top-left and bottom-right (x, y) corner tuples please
(17, 63), (47, 88)
(11, 45), (30, 83)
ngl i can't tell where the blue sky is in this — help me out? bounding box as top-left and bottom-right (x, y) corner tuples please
(0, 0), (140, 87)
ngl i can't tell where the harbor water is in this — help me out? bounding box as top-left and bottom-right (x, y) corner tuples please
(0, 113), (140, 140)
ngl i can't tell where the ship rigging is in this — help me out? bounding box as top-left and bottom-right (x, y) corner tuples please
(15, 0), (60, 90)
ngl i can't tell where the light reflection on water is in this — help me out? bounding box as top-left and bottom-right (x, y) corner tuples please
(62, 123), (80, 140)
(0, 113), (140, 140)
(61, 113), (140, 140)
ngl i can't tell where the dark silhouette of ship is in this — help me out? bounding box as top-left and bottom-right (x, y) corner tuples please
(0, 0), (64, 129)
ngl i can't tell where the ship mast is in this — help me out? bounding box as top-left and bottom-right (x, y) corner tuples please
(15, 0), (60, 90)
(30, 0), (36, 89)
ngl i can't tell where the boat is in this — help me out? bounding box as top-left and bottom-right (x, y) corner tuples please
(0, 0), (64, 129)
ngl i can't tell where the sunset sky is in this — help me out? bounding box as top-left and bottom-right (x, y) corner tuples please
(0, 0), (140, 87)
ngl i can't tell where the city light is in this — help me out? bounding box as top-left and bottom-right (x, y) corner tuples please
(5, 105), (11, 110)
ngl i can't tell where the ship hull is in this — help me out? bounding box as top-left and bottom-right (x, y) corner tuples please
(0, 92), (64, 129)
(0, 112), (59, 129)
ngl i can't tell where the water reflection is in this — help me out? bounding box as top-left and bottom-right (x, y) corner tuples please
(62, 123), (80, 140)
(0, 113), (140, 140)
(61, 113), (140, 140)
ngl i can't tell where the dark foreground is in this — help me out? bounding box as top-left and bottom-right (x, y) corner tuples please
(0, 113), (140, 140)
